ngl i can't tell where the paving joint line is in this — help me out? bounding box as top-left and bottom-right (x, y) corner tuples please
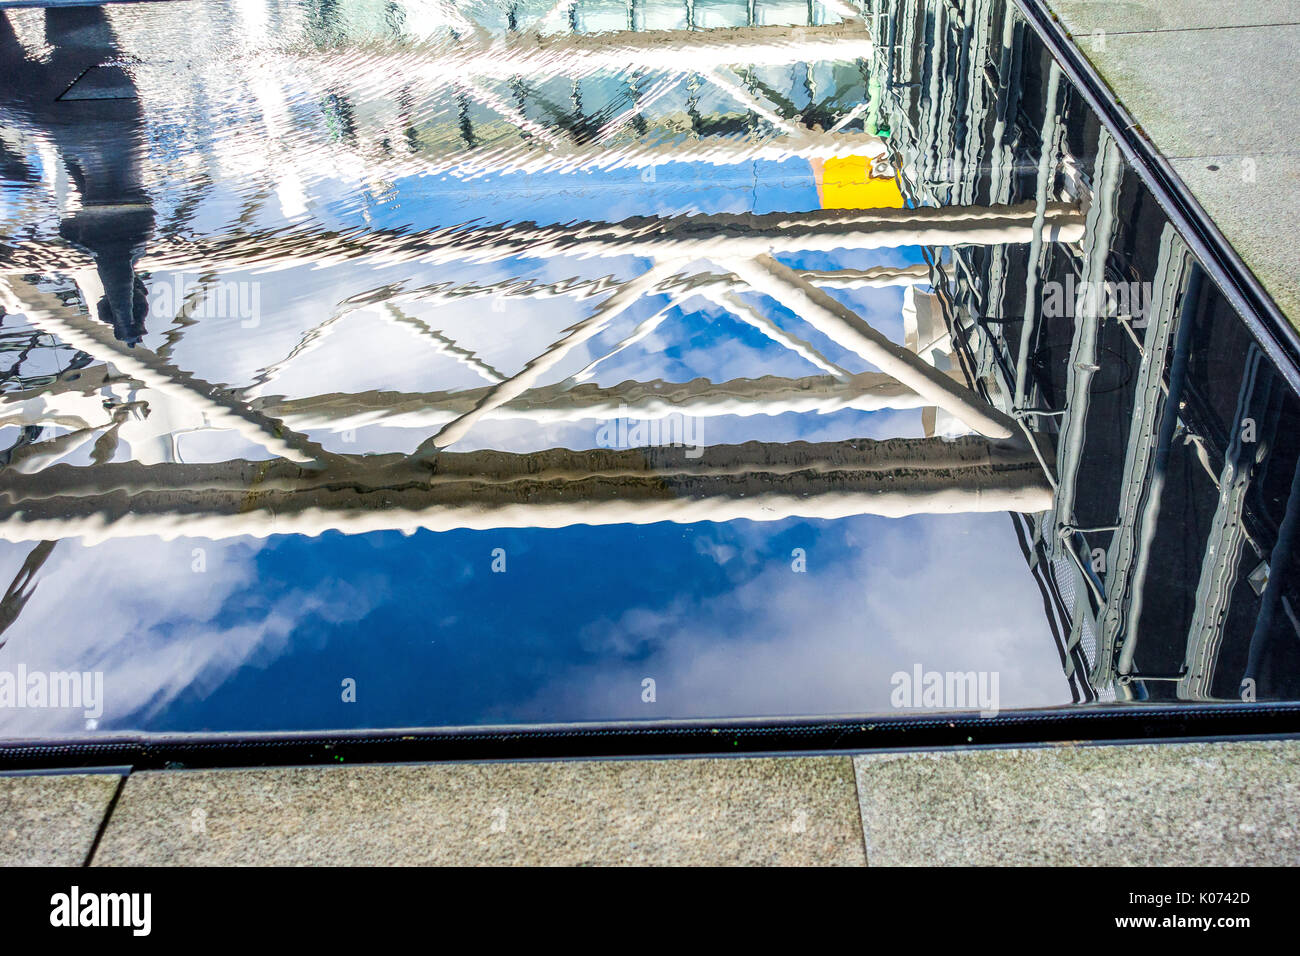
(82, 773), (127, 868)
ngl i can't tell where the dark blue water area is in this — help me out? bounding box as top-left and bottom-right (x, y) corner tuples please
(0, 504), (1069, 735)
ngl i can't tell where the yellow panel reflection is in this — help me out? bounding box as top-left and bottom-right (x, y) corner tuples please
(811, 156), (905, 210)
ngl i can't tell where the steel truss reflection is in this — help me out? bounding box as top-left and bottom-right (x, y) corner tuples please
(0, 0), (1056, 555)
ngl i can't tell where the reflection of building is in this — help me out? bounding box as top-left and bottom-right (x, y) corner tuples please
(872, 0), (1300, 703)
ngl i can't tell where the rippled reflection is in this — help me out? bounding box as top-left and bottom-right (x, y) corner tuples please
(0, 0), (1295, 736)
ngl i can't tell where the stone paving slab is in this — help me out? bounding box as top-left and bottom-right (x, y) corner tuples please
(1074, 24), (1300, 160)
(0, 772), (121, 867)
(1049, 0), (1300, 34)
(854, 740), (1300, 866)
(1169, 153), (1300, 324)
(91, 756), (866, 866)
(1044, 4), (1300, 328)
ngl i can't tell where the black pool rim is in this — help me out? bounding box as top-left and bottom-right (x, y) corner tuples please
(2, 704), (1300, 771)
(3, 0), (1300, 771)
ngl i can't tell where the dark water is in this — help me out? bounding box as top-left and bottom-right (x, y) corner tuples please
(0, 0), (1295, 738)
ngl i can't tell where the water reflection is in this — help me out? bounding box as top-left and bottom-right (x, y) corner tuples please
(0, 0), (1295, 737)
(0, 5), (153, 343)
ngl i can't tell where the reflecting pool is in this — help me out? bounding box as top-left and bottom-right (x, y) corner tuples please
(0, 0), (1296, 739)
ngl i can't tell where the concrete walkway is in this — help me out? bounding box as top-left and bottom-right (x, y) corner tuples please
(2, 0), (1299, 868)
(3, 740), (1298, 865)
(1046, 0), (1300, 328)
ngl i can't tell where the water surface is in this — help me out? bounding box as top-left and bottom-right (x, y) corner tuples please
(0, 0), (1295, 737)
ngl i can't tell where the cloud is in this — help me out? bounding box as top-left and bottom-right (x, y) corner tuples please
(514, 512), (1067, 721)
(0, 535), (375, 734)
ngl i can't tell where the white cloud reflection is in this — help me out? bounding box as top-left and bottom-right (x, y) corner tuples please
(514, 512), (1067, 721)
(0, 536), (373, 735)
